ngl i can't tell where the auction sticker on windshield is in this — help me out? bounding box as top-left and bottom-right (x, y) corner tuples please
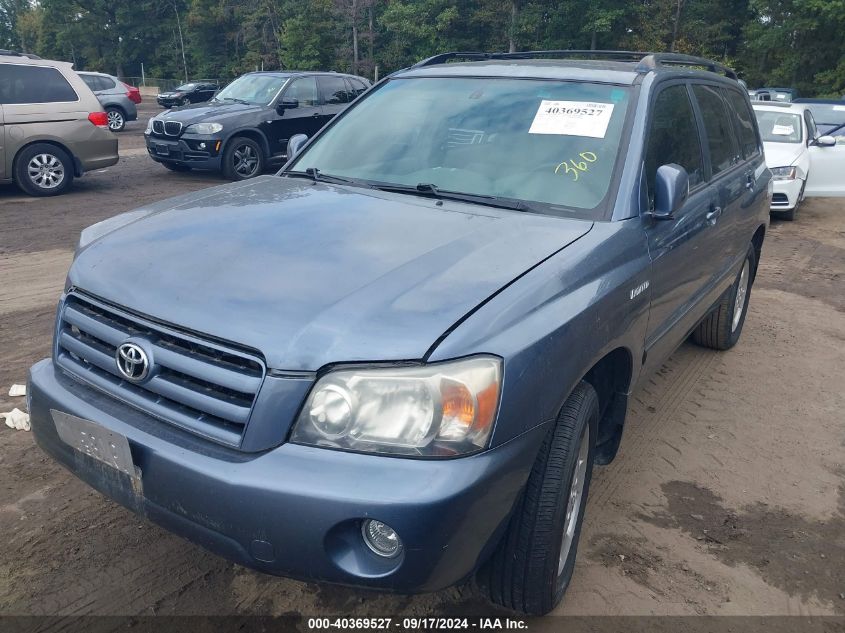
(529, 100), (615, 138)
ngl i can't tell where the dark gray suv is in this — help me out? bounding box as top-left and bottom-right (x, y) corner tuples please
(28, 51), (769, 615)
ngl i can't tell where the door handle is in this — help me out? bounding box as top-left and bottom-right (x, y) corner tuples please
(706, 206), (722, 224)
(312, 113), (320, 117)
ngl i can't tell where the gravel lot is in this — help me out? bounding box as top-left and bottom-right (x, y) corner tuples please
(1, 102), (843, 618)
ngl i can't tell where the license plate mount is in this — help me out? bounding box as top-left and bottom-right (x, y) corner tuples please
(51, 409), (142, 492)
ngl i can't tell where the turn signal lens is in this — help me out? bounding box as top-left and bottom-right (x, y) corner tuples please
(88, 112), (108, 127)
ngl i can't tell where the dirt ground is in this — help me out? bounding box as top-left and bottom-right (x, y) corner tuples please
(1, 103), (843, 619)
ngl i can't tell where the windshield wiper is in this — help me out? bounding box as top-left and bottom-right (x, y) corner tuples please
(374, 182), (533, 212)
(285, 168), (372, 188)
(220, 97), (251, 105)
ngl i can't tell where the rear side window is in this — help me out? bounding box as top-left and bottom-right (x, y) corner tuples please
(692, 84), (740, 176)
(80, 74), (99, 90)
(99, 75), (116, 90)
(319, 76), (352, 104)
(722, 88), (759, 158)
(0, 64), (78, 104)
(645, 84), (704, 204)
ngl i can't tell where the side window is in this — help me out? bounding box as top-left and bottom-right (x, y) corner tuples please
(319, 76), (351, 105)
(99, 76), (116, 90)
(692, 84), (740, 176)
(349, 78), (368, 97)
(644, 84), (704, 206)
(0, 64), (78, 104)
(284, 77), (319, 107)
(722, 88), (759, 158)
(80, 74), (99, 90)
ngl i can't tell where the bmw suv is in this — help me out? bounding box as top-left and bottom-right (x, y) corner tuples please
(145, 71), (370, 179)
(30, 51), (769, 614)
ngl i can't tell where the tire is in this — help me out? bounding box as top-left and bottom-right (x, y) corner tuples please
(106, 107), (125, 132)
(482, 381), (599, 615)
(221, 136), (264, 181)
(14, 143), (74, 197)
(179, 97), (189, 107)
(692, 243), (756, 350)
(162, 162), (191, 172)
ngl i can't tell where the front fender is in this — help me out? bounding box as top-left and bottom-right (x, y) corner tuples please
(428, 218), (651, 448)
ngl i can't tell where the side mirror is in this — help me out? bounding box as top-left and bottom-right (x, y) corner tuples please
(651, 163), (689, 220)
(276, 97), (299, 114)
(287, 134), (308, 161)
(814, 135), (837, 147)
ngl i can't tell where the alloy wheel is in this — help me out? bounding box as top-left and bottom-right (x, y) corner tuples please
(27, 153), (65, 190)
(107, 110), (124, 131)
(732, 259), (750, 332)
(557, 424), (590, 577)
(233, 144), (259, 177)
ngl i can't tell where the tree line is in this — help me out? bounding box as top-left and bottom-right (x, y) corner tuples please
(1, 0), (844, 97)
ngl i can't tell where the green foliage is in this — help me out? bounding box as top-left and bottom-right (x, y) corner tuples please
(3, 0), (843, 96)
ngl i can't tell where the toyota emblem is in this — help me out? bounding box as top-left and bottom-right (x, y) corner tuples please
(116, 342), (150, 382)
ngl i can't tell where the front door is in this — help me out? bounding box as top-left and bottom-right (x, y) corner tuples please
(265, 76), (323, 158)
(0, 104), (6, 181)
(806, 124), (845, 196)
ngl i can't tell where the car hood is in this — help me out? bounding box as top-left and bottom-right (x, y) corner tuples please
(69, 176), (593, 370)
(762, 141), (806, 168)
(156, 101), (262, 125)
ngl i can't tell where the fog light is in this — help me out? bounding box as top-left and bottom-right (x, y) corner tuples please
(198, 142), (207, 150)
(362, 520), (402, 558)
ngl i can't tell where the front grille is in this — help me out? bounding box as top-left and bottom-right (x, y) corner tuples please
(55, 293), (265, 447)
(152, 120), (164, 134)
(164, 121), (182, 136)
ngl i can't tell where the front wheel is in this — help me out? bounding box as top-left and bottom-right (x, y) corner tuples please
(222, 136), (264, 181)
(106, 108), (125, 132)
(481, 381), (599, 615)
(692, 243), (757, 350)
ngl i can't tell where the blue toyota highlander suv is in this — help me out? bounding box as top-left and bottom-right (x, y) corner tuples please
(28, 51), (770, 615)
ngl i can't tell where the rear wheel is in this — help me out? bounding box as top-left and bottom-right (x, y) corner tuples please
(106, 107), (125, 132)
(222, 136), (264, 181)
(14, 143), (74, 197)
(692, 243), (756, 350)
(482, 381), (598, 615)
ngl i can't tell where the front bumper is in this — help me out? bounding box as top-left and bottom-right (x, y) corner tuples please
(770, 177), (804, 211)
(145, 134), (222, 170)
(28, 359), (544, 592)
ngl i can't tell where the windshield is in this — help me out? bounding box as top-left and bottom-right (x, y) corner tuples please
(754, 110), (803, 143)
(175, 83), (196, 91)
(215, 74), (288, 105)
(289, 77), (632, 216)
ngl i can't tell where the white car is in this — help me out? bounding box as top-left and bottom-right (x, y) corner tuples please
(753, 102), (844, 219)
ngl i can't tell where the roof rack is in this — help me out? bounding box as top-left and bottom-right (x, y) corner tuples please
(411, 50), (738, 80)
(0, 49), (42, 59)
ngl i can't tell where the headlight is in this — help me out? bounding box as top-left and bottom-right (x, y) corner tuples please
(185, 122), (223, 135)
(291, 356), (502, 457)
(770, 166), (796, 180)
(145, 118), (154, 134)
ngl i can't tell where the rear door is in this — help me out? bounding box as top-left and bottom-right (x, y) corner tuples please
(317, 75), (352, 128)
(642, 82), (717, 372)
(690, 83), (748, 286)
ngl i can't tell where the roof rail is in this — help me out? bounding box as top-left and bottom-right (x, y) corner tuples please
(636, 53), (737, 79)
(411, 50), (738, 80)
(0, 49), (42, 59)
